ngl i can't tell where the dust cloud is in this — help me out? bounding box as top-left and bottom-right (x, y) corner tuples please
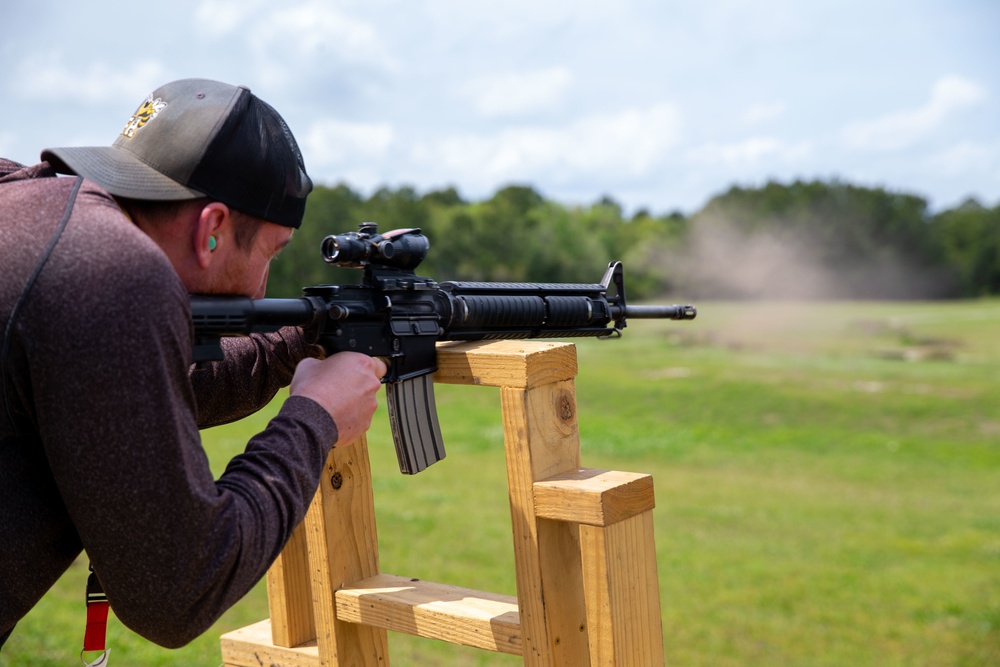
(663, 214), (953, 300)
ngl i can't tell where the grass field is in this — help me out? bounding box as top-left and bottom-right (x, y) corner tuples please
(6, 299), (1000, 666)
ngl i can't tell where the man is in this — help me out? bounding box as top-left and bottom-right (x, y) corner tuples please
(0, 79), (387, 650)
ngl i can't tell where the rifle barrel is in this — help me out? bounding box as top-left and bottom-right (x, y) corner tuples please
(623, 304), (697, 321)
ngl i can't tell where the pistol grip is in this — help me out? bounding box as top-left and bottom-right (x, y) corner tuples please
(385, 374), (446, 474)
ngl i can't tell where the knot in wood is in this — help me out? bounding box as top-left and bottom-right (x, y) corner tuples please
(558, 394), (574, 421)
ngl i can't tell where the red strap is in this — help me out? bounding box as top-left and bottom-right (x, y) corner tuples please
(83, 601), (110, 652)
(83, 567), (110, 652)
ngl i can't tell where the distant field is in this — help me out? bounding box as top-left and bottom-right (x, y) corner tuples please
(7, 299), (1000, 666)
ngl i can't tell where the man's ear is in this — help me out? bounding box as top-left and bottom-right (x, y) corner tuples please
(194, 202), (231, 269)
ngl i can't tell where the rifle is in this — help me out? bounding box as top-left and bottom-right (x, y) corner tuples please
(191, 223), (696, 474)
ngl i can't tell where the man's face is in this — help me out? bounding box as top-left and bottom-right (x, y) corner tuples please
(218, 221), (293, 299)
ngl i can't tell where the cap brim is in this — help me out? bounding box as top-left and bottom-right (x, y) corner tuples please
(41, 145), (204, 201)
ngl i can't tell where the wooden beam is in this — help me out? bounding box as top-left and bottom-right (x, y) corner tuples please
(534, 468), (655, 527)
(435, 340), (577, 388)
(335, 573), (521, 655)
(581, 511), (665, 666)
(265, 520), (316, 647)
(221, 619), (319, 667)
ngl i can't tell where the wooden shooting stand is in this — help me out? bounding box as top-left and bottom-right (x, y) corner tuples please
(220, 340), (665, 666)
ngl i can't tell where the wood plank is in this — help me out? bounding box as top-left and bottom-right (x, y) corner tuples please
(435, 340), (577, 388)
(534, 469), (655, 527)
(501, 380), (591, 666)
(304, 435), (389, 666)
(334, 573), (522, 655)
(266, 519), (316, 647)
(536, 517), (590, 662)
(221, 619), (319, 667)
(581, 511), (665, 666)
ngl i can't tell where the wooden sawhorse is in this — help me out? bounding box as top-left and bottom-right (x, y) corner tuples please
(221, 340), (664, 666)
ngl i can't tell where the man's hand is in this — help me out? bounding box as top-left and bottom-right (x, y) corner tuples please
(289, 353), (388, 446)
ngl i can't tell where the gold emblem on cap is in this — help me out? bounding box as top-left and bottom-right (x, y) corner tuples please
(121, 95), (167, 139)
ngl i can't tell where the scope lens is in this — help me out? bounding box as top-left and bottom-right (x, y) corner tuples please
(320, 235), (342, 262)
(321, 234), (371, 264)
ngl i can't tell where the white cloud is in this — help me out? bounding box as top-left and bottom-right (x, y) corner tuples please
(11, 54), (167, 105)
(687, 137), (811, 167)
(841, 76), (986, 151)
(742, 102), (787, 125)
(242, 1), (397, 86)
(194, 0), (268, 35)
(2, 2), (996, 214)
(302, 118), (395, 169)
(924, 140), (997, 177)
(423, 0), (628, 39)
(411, 102), (682, 185)
(458, 67), (574, 118)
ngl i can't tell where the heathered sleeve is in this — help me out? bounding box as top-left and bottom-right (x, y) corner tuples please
(23, 190), (338, 647)
(189, 328), (322, 428)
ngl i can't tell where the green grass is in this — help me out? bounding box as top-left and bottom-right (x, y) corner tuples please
(6, 299), (1000, 666)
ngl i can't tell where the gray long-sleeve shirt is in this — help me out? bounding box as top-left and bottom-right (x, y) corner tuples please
(0, 159), (337, 647)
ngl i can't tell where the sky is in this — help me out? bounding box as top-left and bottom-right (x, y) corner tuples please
(2, 0), (998, 216)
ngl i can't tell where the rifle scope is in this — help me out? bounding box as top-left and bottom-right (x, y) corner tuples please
(321, 223), (429, 271)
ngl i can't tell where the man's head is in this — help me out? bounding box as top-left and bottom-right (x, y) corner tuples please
(42, 78), (313, 229)
(41, 79), (312, 297)
(114, 195), (288, 298)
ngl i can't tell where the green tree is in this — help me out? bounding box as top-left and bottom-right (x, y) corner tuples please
(266, 178), (996, 302)
(931, 199), (1000, 295)
(267, 182), (364, 296)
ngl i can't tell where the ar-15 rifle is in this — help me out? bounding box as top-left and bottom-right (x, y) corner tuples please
(191, 223), (696, 474)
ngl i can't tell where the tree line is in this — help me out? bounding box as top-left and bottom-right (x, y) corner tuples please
(266, 179), (1000, 300)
